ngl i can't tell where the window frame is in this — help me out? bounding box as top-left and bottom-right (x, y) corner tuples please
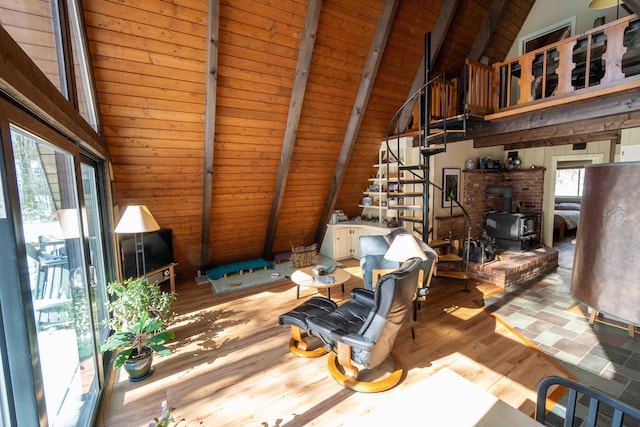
(519, 17), (576, 55)
(554, 167), (586, 197)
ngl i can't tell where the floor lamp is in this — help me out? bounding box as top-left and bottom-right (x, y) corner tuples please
(114, 205), (161, 278)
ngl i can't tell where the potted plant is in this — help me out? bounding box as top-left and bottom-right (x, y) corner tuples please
(105, 277), (176, 331)
(102, 311), (175, 381)
(103, 277), (177, 381)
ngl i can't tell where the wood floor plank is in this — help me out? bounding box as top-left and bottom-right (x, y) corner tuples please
(101, 259), (571, 426)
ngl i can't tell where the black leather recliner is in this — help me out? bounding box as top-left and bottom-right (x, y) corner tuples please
(304, 257), (423, 392)
(277, 296), (337, 357)
(359, 233), (437, 338)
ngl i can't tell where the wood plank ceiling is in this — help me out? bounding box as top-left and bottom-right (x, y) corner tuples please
(82, 0), (534, 274)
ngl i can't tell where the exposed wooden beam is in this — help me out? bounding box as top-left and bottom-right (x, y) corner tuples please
(469, 89), (640, 145)
(315, 0), (399, 246)
(623, 0), (640, 16)
(501, 130), (621, 151)
(200, 0), (220, 269)
(262, 0), (323, 259)
(473, 112), (640, 147)
(431, 0), (461, 68)
(396, 0), (460, 134)
(469, 0), (509, 61)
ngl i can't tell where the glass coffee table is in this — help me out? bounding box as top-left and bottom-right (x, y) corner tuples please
(291, 266), (351, 300)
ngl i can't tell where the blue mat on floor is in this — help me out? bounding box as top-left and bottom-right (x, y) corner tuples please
(204, 255), (343, 295)
(206, 258), (273, 280)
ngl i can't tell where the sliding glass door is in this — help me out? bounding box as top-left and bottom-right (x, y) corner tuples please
(80, 160), (111, 350)
(0, 99), (112, 426)
(11, 125), (100, 426)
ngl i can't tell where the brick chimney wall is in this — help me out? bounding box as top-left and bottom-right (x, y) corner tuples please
(434, 169), (545, 242)
(464, 171), (505, 238)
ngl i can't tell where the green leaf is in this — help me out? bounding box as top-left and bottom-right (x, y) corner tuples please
(149, 345), (171, 356)
(113, 349), (133, 368)
(148, 331), (175, 345)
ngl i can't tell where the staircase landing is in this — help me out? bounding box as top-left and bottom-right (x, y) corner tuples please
(468, 246), (559, 289)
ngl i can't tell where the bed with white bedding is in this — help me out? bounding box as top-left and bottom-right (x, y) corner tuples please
(554, 202), (580, 240)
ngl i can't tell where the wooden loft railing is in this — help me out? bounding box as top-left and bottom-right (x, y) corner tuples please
(404, 58), (492, 133)
(467, 59), (493, 115)
(422, 15), (640, 125)
(427, 59), (493, 120)
(488, 15), (640, 119)
(402, 15), (640, 136)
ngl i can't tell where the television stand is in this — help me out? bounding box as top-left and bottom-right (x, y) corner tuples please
(145, 262), (177, 293)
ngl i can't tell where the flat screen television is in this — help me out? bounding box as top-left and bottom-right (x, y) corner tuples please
(119, 229), (173, 279)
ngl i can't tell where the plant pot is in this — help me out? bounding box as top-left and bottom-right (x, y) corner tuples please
(123, 346), (154, 382)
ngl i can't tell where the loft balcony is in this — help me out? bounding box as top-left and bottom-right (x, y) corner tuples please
(399, 15), (640, 146)
(488, 14), (640, 121)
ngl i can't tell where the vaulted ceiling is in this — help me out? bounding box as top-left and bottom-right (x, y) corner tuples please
(82, 0), (537, 272)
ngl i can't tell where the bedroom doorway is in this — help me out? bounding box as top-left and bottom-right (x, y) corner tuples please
(549, 153), (604, 246)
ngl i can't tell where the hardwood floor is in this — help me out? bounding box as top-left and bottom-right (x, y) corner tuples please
(101, 259), (571, 426)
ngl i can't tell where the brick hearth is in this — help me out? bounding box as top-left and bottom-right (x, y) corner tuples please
(468, 245), (558, 288)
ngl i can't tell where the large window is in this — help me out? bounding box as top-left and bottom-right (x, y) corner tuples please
(519, 18), (575, 55)
(555, 168), (585, 197)
(0, 0), (62, 92)
(1, 96), (111, 426)
(0, 0), (100, 132)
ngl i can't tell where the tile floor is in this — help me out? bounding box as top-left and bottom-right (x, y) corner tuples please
(483, 237), (640, 426)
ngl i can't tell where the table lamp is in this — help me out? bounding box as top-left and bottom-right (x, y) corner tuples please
(114, 205), (160, 277)
(384, 234), (427, 262)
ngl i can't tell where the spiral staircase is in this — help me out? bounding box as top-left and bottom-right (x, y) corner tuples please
(382, 36), (491, 291)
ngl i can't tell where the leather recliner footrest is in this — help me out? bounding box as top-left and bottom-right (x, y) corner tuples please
(279, 296), (339, 358)
(278, 296), (338, 329)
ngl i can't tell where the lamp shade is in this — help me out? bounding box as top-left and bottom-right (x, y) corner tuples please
(571, 162), (640, 325)
(56, 208), (81, 239)
(588, 0), (618, 9)
(384, 234), (428, 262)
(114, 205), (161, 234)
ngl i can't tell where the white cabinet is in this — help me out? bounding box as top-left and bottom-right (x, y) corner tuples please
(320, 225), (354, 260)
(333, 226), (352, 260)
(350, 227), (372, 259)
(320, 223), (394, 260)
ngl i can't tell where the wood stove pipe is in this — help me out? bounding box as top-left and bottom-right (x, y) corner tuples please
(485, 185), (513, 213)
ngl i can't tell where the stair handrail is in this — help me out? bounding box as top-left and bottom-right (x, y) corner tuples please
(428, 180), (472, 292)
(382, 53), (472, 281)
(428, 180), (471, 231)
(383, 68), (449, 189)
(384, 53), (470, 147)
